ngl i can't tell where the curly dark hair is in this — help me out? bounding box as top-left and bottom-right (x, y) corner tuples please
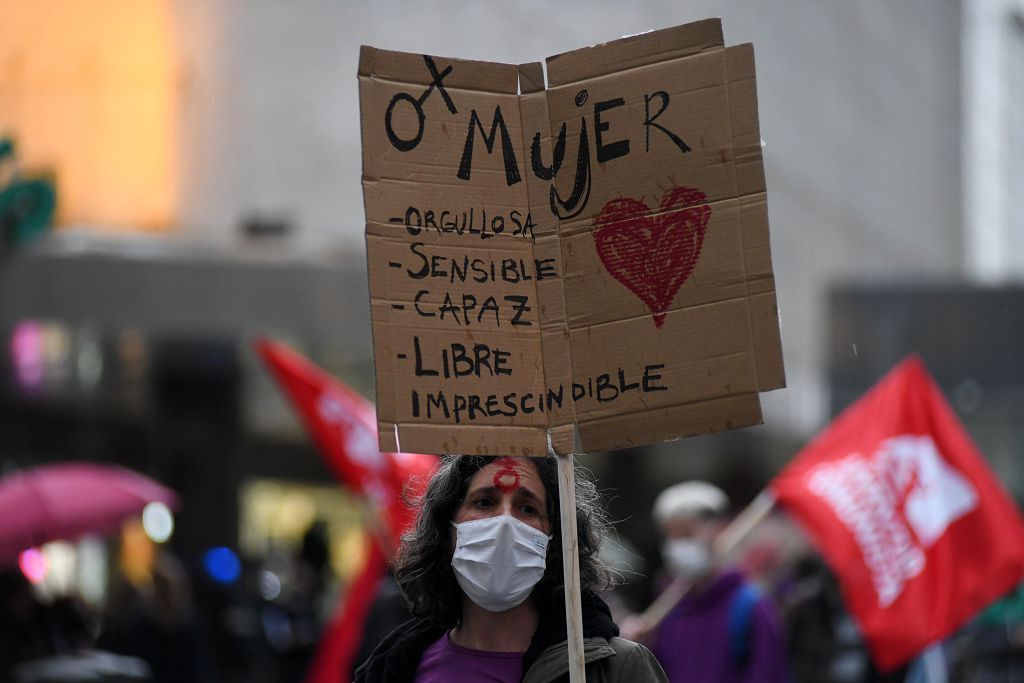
(395, 455), (611, 628)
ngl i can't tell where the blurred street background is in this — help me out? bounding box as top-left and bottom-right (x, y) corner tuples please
(1, 1), (1022, 682)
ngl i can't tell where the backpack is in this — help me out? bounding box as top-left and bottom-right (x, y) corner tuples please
(728, 582), (761, 668)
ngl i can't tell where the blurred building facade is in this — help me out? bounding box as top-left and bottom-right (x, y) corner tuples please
(161, 0), (971, 439)
(2, 0), (1022, 590)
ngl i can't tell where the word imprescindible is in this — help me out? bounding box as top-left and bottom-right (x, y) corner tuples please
(410, 363), (668, 423)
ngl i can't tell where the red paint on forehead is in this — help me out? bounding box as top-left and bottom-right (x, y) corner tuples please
(492, 457), (523, 494)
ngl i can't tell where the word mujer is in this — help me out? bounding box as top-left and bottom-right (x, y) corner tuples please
(383, 55), (691, 221)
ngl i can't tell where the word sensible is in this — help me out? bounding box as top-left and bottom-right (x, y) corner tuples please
(406, 244), (558, 284)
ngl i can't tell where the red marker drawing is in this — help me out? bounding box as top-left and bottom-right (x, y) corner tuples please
(492, 456), (522, 493)
(593, 186), (711, 328)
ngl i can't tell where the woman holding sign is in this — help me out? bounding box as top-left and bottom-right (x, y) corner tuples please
(354, 455), (666, 683)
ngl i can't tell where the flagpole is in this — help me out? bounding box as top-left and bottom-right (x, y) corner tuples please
(556, 450), (586, 683)
(713, 489), (777, 559)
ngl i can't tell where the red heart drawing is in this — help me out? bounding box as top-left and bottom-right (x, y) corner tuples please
(593, 186), (711, 328)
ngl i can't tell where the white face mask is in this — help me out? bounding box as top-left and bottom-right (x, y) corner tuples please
(451, 514), (551, 612)
(663, 538), (713, 580)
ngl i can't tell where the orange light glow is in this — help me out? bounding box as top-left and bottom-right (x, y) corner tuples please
(0, 0), (177, 231)
(119, 517), (156, 587)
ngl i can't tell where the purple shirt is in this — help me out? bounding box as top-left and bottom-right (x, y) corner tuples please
(652, 570), (789, 683)
(414, 632), (524, 683)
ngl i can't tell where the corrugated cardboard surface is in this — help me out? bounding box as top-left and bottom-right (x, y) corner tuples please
(359, 18), (784, 456)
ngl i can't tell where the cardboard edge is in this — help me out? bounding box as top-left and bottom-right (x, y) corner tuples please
(549, 423), (575, 455)
(750, 290), (786, 391)
(366, 232), (399, 446)
(378, 422), (399, 452)
(724, 43), (785, 391)
(395, 423), (550, 457)
(578, 393), (763, 452)
(358, 44), (519, 94)
(545, 18), (724, 87)
(518, 62), (545, 95)
(358, 45), (377, 78)
(725, 44), (766, 197)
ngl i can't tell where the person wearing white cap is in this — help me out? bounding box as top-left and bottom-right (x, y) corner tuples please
(631, 481), (790, 683)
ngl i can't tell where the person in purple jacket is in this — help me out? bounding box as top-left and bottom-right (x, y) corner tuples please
(642, 481), (790, 683)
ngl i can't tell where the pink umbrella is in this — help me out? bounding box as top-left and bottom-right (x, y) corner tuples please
(0, 462), (179, 566)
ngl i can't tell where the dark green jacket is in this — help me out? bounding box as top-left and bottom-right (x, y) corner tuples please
(522, 635), (667, 683)
(353, 591), (666, 683)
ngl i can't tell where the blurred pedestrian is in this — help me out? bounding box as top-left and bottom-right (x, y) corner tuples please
(354, 455), (666, 682)
(1, 567), (152, 683)
(350, 568), (411, 678)
(780, 554), (908, 683)
(98, 518), (210, 683)
(625, 481), (789, 683)
(0, 568), (52, 675)
(950, 581), (1024, 682)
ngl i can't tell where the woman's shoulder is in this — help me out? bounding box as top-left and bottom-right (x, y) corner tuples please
(354, 617), (445, 683)
(603, 637), (668, 682)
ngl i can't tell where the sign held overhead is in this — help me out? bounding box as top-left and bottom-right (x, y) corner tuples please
(359, 18), (785, 457)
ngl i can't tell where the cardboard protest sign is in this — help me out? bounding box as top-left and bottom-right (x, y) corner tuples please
(359, 19), (784, 456)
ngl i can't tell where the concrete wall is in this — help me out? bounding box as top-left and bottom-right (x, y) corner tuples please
(963, 0), (1024, 280)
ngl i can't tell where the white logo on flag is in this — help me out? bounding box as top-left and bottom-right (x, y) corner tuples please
(317, 392), (384, 471)
(805, 435), (978, 607)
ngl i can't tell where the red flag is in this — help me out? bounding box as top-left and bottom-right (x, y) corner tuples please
(255, 339), (437, 682)
(771, 356), (1024, 671)
(255, 338), (436, 547)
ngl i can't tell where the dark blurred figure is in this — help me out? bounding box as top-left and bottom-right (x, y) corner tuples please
(98, 519), (210, 683)
(1, 567), (151, 683)
(42, 596), (95, 653)
(298, 520), (333, 635)
(349, 569), (412, 679)
(274, 520), (333, 682)
(950, 581), (1024, 682)
(250, 520), (336, 682)
(300, 520), (330, 590)
(0, 569), (52, 675)
(780, 555), (907, 683)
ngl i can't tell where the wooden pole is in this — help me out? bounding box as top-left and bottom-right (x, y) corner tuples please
(556, 451), (586, 683)
(713, 490), (777, 559)
(634, 575), (690, 631)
